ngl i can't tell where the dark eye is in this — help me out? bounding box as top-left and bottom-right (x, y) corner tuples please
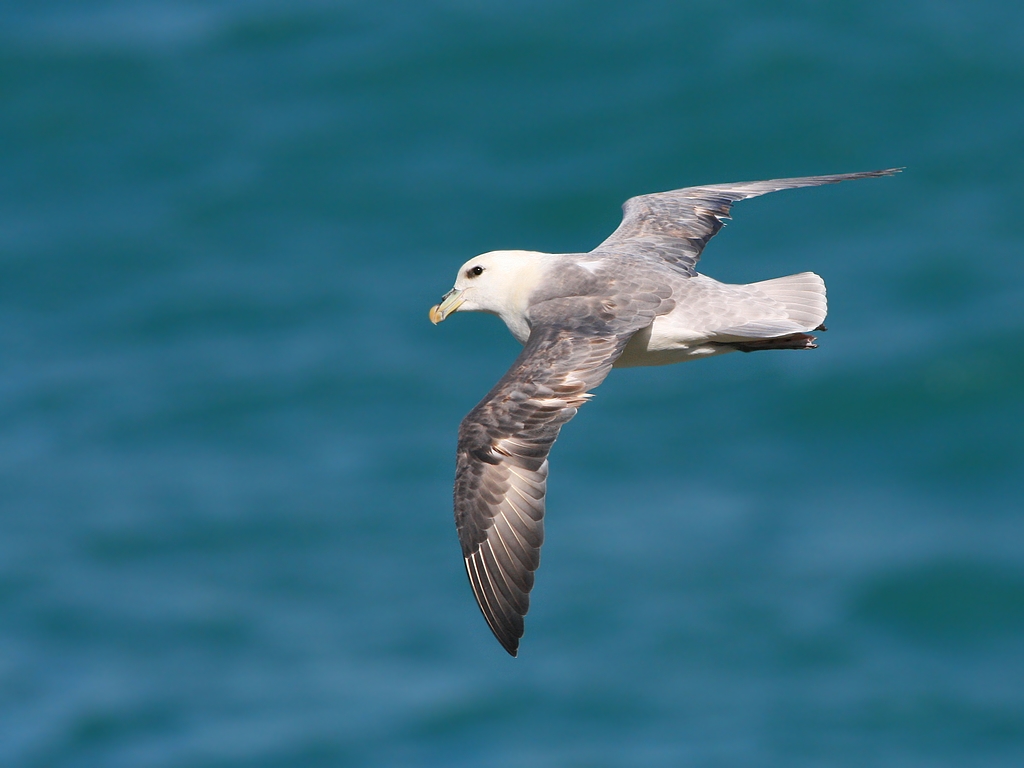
(466, 265), (484, 278)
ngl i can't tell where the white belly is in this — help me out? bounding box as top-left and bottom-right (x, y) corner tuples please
(613, 319), (732, 368)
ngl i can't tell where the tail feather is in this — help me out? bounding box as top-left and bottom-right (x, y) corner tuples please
(709, 272), (828, 341)
(749, 272), (828, 331)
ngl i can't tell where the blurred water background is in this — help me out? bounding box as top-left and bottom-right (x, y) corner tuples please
(2, 1), (1023, 766)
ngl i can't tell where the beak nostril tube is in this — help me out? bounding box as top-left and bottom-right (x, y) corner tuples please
(429, 288), (465, 324)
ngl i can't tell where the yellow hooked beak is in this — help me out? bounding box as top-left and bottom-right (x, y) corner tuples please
(429, 288), (465, 324)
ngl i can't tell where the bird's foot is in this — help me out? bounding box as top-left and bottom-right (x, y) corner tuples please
(731, 332), (819, 352)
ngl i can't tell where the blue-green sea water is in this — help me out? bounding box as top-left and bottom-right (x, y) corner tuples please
(3, 2), (1023, 766)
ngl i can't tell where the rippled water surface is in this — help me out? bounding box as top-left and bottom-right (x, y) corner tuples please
(2, 2), (1023, 766)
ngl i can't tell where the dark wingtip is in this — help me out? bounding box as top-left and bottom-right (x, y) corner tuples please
(835, 167), (902, 180)
(498, 633), (520, 657)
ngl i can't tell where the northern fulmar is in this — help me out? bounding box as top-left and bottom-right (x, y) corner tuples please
(429, 169), (899, 656)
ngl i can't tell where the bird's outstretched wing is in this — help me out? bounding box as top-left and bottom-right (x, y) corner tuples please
(593, 168), (901, 276)
(454, 274), (673, 656)
(453, 322), (629, 656)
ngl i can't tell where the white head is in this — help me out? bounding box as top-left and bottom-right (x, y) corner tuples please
(429, 250), (549, 342)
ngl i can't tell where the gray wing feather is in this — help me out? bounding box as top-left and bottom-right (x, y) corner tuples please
(593, 168), (901, 276)
(455, 326), (621, 656)
(455, 285), (669, 656)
